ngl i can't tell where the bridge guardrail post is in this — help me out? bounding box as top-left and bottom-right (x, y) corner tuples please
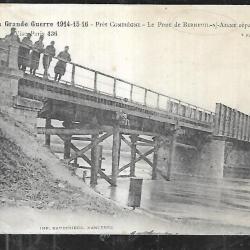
(71, 64), (75, 85)
(130, 84), (133, 102)
(144, 89), (147, 106)
(94, 71), (97, 92)
(113, 78), (117, 97)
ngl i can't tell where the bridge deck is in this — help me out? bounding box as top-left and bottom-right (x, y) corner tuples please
(18, 74), (214, 133)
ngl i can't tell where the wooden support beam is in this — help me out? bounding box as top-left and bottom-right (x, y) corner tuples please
(37, 127), (106, 135)
(64, 136), (71, 159)
(135, 142), (154, 147)
(69, 131), (112, 161)
(120, 128), (161, 137)
(45, 118), (51, 146)
(137, 137), (154, 144)
(166, 132), (177, 181)
(98, 169), (115, 186)
(68, 142), (92, 166)
(119, 147), (154, 173)
(130, 135), (138, 177)
(113, 78), (117, 97)
(121, 135), (153, 167)
(112, 126), (120, 186)
(90, 144), (101, 187)
(71, 136), (91, 141)
(152, 138), (159, 180)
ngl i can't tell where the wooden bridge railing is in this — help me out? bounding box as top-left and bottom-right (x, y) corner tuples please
(214, 103), (250, 141)
(0, 39), (215, 125)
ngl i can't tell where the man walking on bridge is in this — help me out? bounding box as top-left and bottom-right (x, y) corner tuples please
(54, 46), (71, 82)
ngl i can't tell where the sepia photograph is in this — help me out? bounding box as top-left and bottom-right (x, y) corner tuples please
(1, 4), (250, 234)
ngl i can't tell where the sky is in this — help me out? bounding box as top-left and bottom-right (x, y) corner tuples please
(1, 5), (250, 113)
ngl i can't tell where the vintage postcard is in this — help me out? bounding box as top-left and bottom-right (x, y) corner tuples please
(1, 4), (250, 234)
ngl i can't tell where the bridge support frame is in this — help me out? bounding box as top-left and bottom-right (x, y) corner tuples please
(130, 134), (138, 177)
(166, 130), (177, 181)
(64, 135), (71, 159)
(112, 126), (120, 186)
(45, 118), (51, 147)
(152, 137), (159, 180)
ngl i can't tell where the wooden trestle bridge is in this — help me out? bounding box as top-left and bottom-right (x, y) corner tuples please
(1, 40), (250, 186)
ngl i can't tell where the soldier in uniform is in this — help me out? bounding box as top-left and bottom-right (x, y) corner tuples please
(30, 35), (44, 75)
(54, 46), (71, 82)
(42, 41), (56, 78)
(18, 33), (33, 72)
(4, 27), (20, 43)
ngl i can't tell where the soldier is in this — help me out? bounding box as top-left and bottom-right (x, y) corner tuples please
(4, 27), (20, 43)
(30, 35), (44, 75)
(42, 41), (56, 78)
(54, 46), (71, 82)
(18, 33), (33, 72)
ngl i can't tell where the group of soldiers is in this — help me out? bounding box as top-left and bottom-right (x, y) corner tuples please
(4, 28), (71, 81)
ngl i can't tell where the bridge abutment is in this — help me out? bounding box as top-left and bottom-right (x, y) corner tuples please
(0, 42), (42, 131)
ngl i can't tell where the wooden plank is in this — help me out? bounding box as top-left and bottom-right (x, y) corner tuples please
(98, 169), (114, 186)
(71, 136), (91, 141)
(229, 109), (235, 137)
(219, 104), (226, 135)
(245, 116), (249, 141)
(37, 127), (106, 135)
(65, 140), (92, 166)
(113, 78), (116, 97)
(112, 126), (120, 186)
(214, 103), (221, 135)
(69, 131), (112, 161)
(238, 113), (243, 140)
(119, 148), (154, 173)
(152, 138), (159, 180)
(247, 116), (250, 142)
(45, 118), (51, 146)
(94, 71), (97, 92)
(166, 131), (177, 181)
(243, 115), (248, 141)
(234, 111), (240, 138)
(64, 136), (71, 159)
(121, 135), (153, 167)
(130, 84), (133, 101)
(144, 89), (147, 105)
(224, 106), (231, 137)
(136, 137), (154, 144)
(130, 135), (137, 177)
(135, 142), (154, 147)
(90, 144), (101, 187)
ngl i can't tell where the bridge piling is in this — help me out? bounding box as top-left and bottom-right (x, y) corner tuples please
(166, 131), (177, 181)
(130, 135), (138, 177)
(45, 118), (51, 147)
(112, 126), (120, 186)
(152, 137), (159, 180)
(90, 134), (99, 186)
(63, 136), (71, 159)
